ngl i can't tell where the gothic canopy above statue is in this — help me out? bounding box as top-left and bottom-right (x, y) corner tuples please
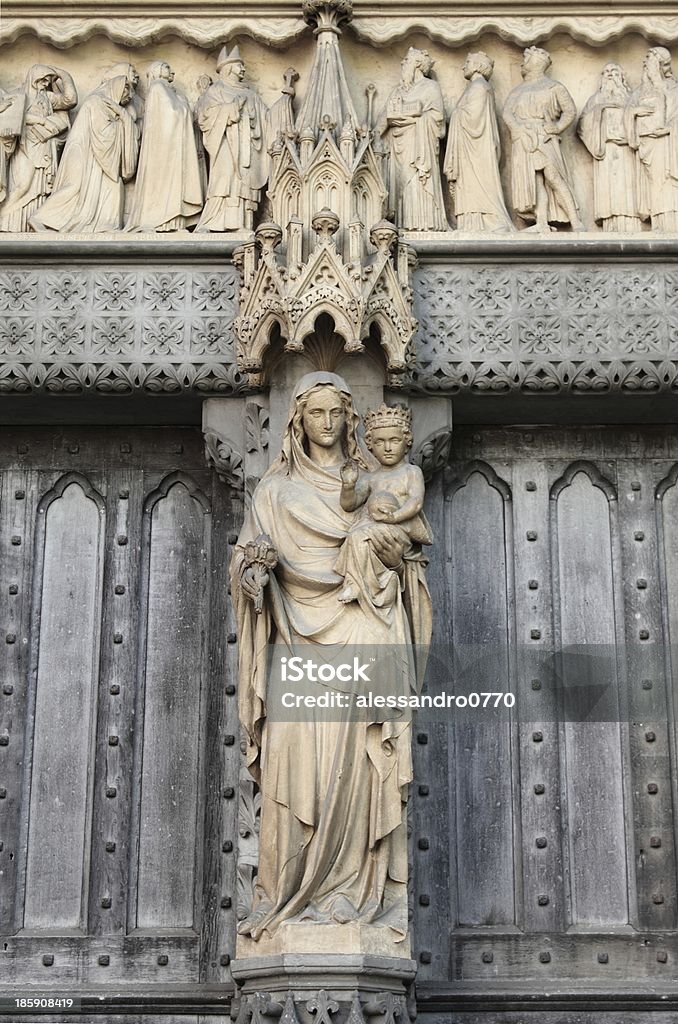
(233, 0), (417, 389)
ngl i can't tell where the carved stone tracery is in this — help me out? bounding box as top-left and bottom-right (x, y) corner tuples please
(233, 0), (417, 387)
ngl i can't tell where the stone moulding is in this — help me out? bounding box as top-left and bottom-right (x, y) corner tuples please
(1, 239), (678, 396)
(3, 8), (678, 48)
(411, 258), (678, 396)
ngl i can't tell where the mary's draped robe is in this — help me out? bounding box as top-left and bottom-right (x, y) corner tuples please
(230, 376), (432, 942)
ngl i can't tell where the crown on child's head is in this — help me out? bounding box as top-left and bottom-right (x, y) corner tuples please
(364, 403), (412, 434)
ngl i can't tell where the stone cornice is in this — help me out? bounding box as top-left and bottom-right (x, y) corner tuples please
(3, 2), (678, 48)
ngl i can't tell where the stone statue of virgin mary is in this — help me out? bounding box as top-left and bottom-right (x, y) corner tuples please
(229, 372), (432, 943)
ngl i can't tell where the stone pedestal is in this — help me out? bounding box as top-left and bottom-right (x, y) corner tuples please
(231, 952), (416, 1024)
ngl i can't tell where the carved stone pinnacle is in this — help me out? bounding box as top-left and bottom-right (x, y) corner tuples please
(302, 0), (354, 32)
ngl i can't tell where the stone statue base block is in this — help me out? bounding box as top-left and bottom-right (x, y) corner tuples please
(231, 952), (416, 1024)
(236, 923), (410, 960)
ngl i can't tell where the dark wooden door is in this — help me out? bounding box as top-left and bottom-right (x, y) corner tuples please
(414, 425), (678, 1008)
(0, 427), (240, 1019)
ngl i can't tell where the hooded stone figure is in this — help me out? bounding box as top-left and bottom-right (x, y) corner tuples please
(0, 64), (77, 232)
(125, 61), (203, 232)
(230, 372), (432, 943)
(195, 45), (269, 232)
(30, 75), (139, 233)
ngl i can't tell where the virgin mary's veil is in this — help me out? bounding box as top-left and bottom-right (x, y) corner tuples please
(270, 370), (370, 477)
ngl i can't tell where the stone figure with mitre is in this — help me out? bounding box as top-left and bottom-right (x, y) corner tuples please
(196, 45), (269, 232)
(230, 372), (432, 943)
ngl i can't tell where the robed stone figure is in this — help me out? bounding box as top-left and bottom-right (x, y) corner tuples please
(444, 51), (513, 232)
(380, 47), (448, 231)
(230, 373), (432, 942)
(30, 75), (138, 233)
(0, 65), (77, 232)
(125, 61), (203, 232)
(578, 62), (641, 232)
(503, 46), (584, 231)
(625, 47), (678, 231)
(196, 45), (269, 232)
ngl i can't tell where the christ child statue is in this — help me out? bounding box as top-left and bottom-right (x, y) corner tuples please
(336, 403), (432, 608)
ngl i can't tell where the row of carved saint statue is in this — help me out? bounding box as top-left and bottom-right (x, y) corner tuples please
(0, 43), (676, 233)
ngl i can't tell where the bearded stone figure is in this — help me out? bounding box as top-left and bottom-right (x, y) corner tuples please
(230, 373), (432, 944)
(503, 46), (584, 231)
(578, 63), (641, 232)
(625, 47), (678, 231)
(196, 45), (269, 232)
(125, 61), (203, 232)
(444, 51), (513, 232)
(30, 75), (139, 233)
(0, 65), (77, 232)
(380, 47), (448, 231)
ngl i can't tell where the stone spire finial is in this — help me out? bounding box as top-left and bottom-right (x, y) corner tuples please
(301, 0), (353, 33)
(295, 0), (358, 136)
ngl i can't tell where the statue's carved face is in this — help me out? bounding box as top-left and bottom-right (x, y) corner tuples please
(301, 387), (346, 449)
(368, 426), (409, 466)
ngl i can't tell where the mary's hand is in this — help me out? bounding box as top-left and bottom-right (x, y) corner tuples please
(241, 566), (269, 602)
(369, 524), (406, 567)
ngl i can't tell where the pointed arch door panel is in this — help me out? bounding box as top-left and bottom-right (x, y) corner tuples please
(415, 426), (678, 997)
(0, 428), (240, 999)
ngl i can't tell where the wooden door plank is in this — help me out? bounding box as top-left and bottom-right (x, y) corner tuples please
(22, 474), (105, 931)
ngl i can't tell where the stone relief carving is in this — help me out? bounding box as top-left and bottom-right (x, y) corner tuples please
(204, 429), (245, 489)
(30, 73), (139, 232)
(444, 51), (512, 233)
(503, 47), (583, 232)
(626, 47), (678, 232)
(0, 65), (77, 232)
(411, 263), (678, 394)
(125, 61), (202, 232)
(379, 47), (448, 231)
(233, 0), (416, 386)
(229, 372), (432, 944)
(195, 45), (270, 233)
(0, 265), (244, 393)
(3, 27), (678, 235)
(578, 62), (641, 233)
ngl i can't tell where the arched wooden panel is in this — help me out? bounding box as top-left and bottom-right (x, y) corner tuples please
(23, 474), (105, 931)
(447, 463), (516, 927)
(551, 463), (629, 927)
(131, 474), (211, 931)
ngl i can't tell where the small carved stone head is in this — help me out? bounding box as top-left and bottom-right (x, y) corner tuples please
(464, 51), (494, 81)
(402, 47), (434, 82)
(522, 46), (552, 77)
